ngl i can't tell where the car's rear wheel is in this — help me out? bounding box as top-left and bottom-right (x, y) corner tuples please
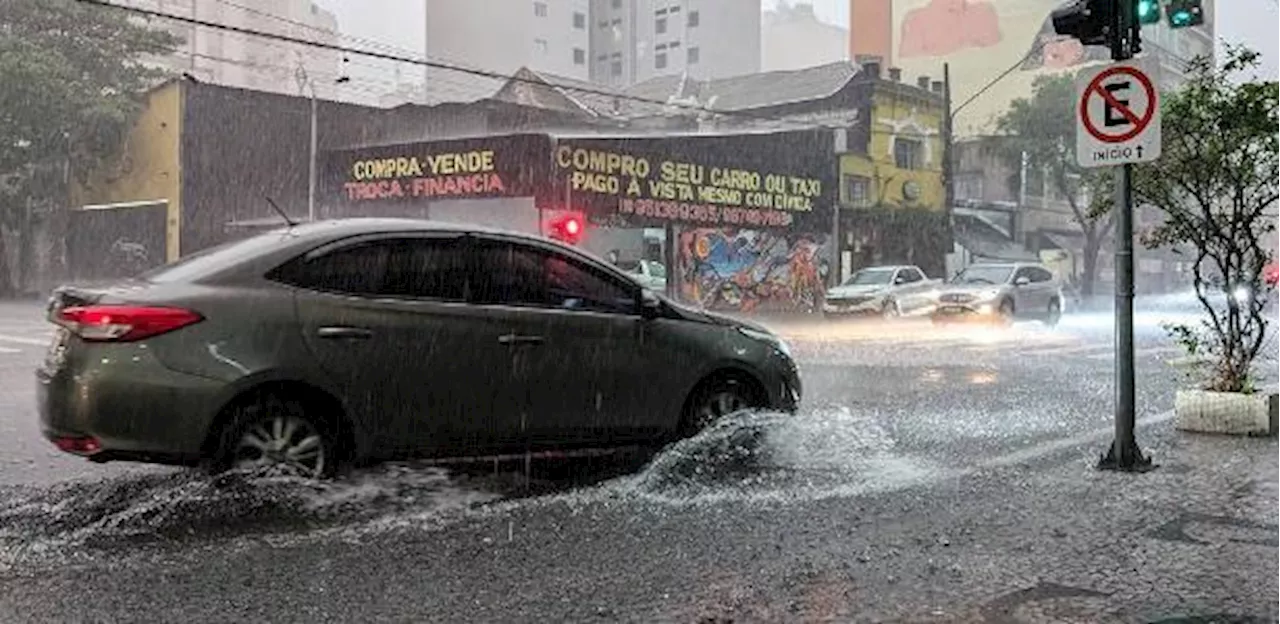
(682, 375), (763, 435)
(209, 392), (338, 479)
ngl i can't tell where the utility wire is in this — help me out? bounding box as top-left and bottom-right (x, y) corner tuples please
(78, 0), (923, 135)
(952, 39), (1049, 119)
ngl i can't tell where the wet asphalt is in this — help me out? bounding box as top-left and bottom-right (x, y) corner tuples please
(0, 299), (1274, 622)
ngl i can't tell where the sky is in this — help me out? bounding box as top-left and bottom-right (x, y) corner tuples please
(316, 0), (1278, 96)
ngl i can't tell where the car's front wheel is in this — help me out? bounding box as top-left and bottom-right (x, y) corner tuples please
(682, 375), (764, 436)
(209, 392), (338, 479)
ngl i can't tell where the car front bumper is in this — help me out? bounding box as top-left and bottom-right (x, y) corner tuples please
(821, 299), (883, 317)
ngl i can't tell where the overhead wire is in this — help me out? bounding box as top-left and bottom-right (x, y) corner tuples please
(78, 0), (930, 135)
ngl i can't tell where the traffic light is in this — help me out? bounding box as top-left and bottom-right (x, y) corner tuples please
(1136, 0), (1161, 24)
(1166, 0), (1203, 28)
(1050, 0), (1113, 46)
(546, 211), (585, 245)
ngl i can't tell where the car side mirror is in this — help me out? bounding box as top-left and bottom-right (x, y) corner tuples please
(1014, 276), (1031, 286)
(639, 289), (662, 319)
(893, 276), (906, 285)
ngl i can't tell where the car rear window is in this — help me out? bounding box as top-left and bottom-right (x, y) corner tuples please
(137, 229), (297, 284)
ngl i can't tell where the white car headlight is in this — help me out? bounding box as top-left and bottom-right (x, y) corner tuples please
(739, 326), (791, 358)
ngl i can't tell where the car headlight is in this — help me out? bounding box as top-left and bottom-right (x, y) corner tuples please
(739, 326), (791, 358)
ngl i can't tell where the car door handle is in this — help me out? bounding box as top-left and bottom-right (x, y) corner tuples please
(316, 326), (374, 340)
(497, 333), (545, 346)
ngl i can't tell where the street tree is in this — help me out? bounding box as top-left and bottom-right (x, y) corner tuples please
(0, 0), (178, 296)
(995, 73), (1114, 298)
(1134, 45), (1278, 394)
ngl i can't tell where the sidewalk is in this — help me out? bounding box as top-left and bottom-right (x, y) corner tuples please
(665, 426), (1278, 623)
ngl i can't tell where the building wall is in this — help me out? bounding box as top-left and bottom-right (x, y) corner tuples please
(589, 0), (760, 86)
(847, 0), (1216, 136)
(425, 0), (592, 103)
(839, 82), (944, 211)
(127, 0), (343, 100)
(837, 79), (949, 277)
(762, 3), (849, 72)
(68, 82), (185, 263)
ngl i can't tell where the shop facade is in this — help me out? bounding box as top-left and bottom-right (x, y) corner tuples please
(322, 129), (837, 314)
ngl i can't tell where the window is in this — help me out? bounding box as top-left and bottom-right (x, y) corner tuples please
(573, 11), (585, 28)
(896, 268), (924, 284)
(272, 241), (391, 296)
(893, 138), (923, 170)
(655, 16), (667, 34)
(383, 238), (468, 300)
(1029, 267), (1055, 283)
(533, 1), (546, 17)
(687, 10), (699, 27)
(610, 60), (622, 76)
(954, 173), (983, 200)
(598, 19), (609, 29)
(611, 0), (621, 7)
(534, 38), (548, 54)
(687, 46), (699, 64)
(655, 52), (668, 69)
(471, 241), (636, 314)
(573, 48), (586, 65)
(1013, 267), (1035, 284)
(842, 174), (871, 207)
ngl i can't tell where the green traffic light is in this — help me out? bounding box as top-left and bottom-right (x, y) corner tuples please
(1170, 9), (1191, 25)
(1136, 0), (1161, 24)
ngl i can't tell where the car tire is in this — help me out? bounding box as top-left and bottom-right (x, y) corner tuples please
(996, 299), (1015, 326)
(681, 375), (763, 436)
(1045, 299), (1062, 327)
(881, 299), (901, 319)
(207, 391), (339, 479)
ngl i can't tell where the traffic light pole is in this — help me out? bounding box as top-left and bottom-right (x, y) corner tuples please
(1098, 0), (1152, 472)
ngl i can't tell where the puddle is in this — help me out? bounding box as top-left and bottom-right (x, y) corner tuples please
(0, 405), (946, 564)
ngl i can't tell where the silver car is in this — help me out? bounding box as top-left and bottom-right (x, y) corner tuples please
(931, 262), (1065, 326)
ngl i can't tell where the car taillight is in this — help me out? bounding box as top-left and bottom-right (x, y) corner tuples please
(57, 305), (203, 342)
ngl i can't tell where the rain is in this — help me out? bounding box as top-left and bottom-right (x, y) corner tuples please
(0, 0), (1276, 622)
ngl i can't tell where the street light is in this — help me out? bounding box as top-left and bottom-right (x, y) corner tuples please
(295, 57), (349, 224)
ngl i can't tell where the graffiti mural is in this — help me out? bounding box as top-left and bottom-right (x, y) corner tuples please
(676, 228), (830, 314)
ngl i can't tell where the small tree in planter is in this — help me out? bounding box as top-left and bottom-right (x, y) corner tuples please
(1134, 46), (1278, 434)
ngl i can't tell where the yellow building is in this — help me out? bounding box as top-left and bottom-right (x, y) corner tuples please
(836, 72), (950, 278)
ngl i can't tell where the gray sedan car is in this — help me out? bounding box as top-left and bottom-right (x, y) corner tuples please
(38, 219), (800, 478)
(931, 262), (1065, 326)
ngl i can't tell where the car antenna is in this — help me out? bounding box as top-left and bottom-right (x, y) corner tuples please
(264, 196), (298, 228)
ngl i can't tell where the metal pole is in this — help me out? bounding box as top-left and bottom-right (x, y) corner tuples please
(308, 87), (318, 222)
(1099, 0), (1150, 472)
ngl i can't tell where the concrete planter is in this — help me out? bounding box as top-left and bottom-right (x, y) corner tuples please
(1174, 389), (1279, 437)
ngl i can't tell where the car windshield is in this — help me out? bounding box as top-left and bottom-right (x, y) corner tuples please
(615, 259), (642, 273)
(135, 228), (297, 283)
(646, 261), (667, 279)
(841, 268), (895, 286)
(952, 265), (1015, 285)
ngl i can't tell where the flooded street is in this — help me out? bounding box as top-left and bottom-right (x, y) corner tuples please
(1, 300), (1272, 622)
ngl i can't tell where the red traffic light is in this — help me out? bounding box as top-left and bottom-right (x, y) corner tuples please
(547, 212), (585, 244)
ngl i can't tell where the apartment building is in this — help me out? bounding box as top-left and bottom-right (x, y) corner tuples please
(125, 0), (342, 99)
(762, 2), (849, 72)
(423, 0), (592, 103)
(588, 0), (760, 86)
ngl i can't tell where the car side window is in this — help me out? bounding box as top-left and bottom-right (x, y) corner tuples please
(1013, 267), (1033, 283)
(898, 268), (923, 283)
(471, 240), (637, 315)
(273, 241), (390, 295)
(383, 237), (468, 301)
(545, 254), (638, 314)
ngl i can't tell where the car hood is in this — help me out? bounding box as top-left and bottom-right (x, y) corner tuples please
(826, 284), (887, 298)
(665, 297), (771, 333)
